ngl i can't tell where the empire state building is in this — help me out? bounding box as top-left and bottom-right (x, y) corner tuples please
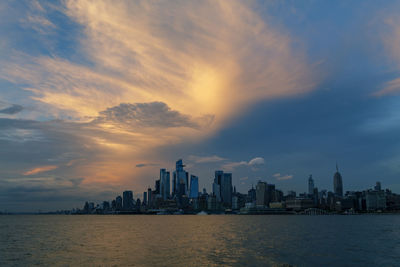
(333, 163), (343, 197)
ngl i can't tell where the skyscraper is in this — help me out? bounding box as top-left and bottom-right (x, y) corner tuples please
(308, 175), (314, 195)
(221, 173), (232, 208)
(173, 159), (189, 197)
(189, 175), (199, 199)
(213, 170), (232, 208)
(160, 168), (170, 200)
(116, 195), (123, 211)
(122, 190), (134, 211)
(333, 163), (343, 197)
(256, 181), (267, 206)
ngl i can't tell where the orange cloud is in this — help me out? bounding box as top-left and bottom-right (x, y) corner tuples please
(23, 165), (58, 176)
(0, 0), (318, 188)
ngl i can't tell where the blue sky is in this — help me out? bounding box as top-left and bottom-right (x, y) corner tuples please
(1, 0), (400, 211)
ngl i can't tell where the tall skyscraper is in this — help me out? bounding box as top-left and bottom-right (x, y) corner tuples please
(147, 187), (152, 207)
(308, 175), (314, 195)
(213, 170), (232, 208)
(122, 190), (134, 210)
(333, 163), (343, 197)
(143, 191), (147, 205)
(221, 173), (232, 208)
(189, 175), (199, 199)
(160, 168), (170, 200)
(173, 159), (189, 197)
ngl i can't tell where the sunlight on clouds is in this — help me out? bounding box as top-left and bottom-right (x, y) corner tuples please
(0, 0), (316, 187)
(23, 165), (58, 175)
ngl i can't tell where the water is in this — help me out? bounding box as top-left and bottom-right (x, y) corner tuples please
(1, 215), (399, 266)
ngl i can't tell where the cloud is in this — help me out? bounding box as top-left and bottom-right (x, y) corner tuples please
(188, 155), (226, 163)
(135, 163), (159, 168)
(273, 173), (293, 181)
(0, 0), (317, 210)
(23, 165), (58, 175)
(95, 102), (213, 129)
(248, 157), (265, 166)
(0, 0), (315, 125)
(0, 104), (23, 114)
(374, 14), (400, 96)
(222, 157), (265, 171)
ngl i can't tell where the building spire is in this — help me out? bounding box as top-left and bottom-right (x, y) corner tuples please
(336, 161), (339, 172)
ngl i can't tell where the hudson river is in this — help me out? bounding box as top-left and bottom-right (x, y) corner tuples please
(1, 215), (399, 266)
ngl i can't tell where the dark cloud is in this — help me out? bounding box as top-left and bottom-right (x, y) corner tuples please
(95, 102), (213, 129)
(0, 104), (23, 114)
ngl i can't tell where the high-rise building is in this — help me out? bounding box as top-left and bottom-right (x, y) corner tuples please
(221, 173), (232, 208)
(213, 170), (232, 208)
(160, 168), (170, 200)
(147, 187), (152, 207)
(375, 182), (382, 191)
(333, 163), (343, 197)
(155, 180), (160, 195)
(122, 191), (134, 210)
(189, 175), (199, 199)
(247, 185), (256, 203)
(143, 191), (147, 205)
(308, 175), (314, 195)
(116, 196), (122, 210)
(256, 181), (267, 206)
(173, 159), (189, 197)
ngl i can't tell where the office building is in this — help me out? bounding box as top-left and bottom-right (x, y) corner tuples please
(256, 181), (267, 206)
(308, 175), (314, 195)
(160, 168), (170, 200)
(189, 175), (199, 199)
(333, 163), (343, 197)
(116, 195), (122, 211)
(173, 159), (189, 197)
(123, 190), (134, 211)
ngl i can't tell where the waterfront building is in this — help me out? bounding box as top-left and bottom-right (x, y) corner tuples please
(116, 196), (123, 211)
(333, 163), (343, 197)
(212, 171), (232, 208)
(247, 185), (256, 203)
(365, 190), (386, 211)
(189, 175), (199, 199)
(123, 191), (134, 211)
(160, 169), (170, 200)
(308, 175), (314, 195)
(147, 187), (152, 207)
(143, 191), (147, 205)
(285, 198), (314, 211)
(256, 181), (267, 206)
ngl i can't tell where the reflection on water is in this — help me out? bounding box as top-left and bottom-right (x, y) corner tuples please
(1, 215), (400, 266)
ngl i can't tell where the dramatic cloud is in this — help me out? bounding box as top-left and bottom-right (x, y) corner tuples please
(273, 173), (293, 181)
(0, 0), (318, 211)
(95, 102), (212, 129)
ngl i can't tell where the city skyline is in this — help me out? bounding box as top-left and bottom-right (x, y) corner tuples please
(58, 158), (398, 215)
(2, 1), (400, 212)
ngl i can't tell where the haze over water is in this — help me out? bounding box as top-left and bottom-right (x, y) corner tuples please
(1, 215), (399, 266)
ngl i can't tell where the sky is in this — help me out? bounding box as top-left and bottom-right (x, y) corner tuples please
(1, 0), (400, 212)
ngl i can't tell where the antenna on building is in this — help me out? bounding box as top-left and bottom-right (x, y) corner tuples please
(336, 161), (339, 172)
